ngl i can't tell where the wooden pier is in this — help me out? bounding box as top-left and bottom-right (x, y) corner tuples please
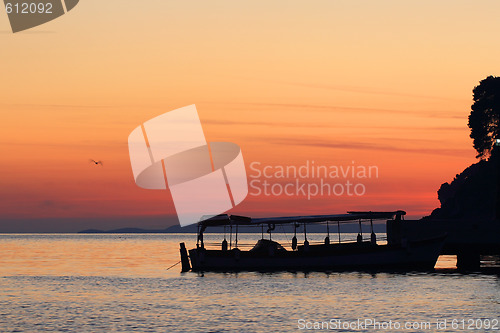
(387, 218), (500, 270)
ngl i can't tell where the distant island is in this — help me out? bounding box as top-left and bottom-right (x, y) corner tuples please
(78, 223), (386, 234)
(79, 224), (198, 234)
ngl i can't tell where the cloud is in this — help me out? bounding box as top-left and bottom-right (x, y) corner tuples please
(0, 139), (126, 149)
(207, 101), (466, 120)
(204, 117), (466, 131)
(280, 81), (467, 102)
(40, 200), (55, 207)
(39, 200), (72, 210)
(0, 103), (111, 109)
(228, 76), (469, 102)
(263, 137), (473, 157)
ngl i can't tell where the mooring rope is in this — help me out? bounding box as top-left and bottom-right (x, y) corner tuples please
(166, 260), (181, 271)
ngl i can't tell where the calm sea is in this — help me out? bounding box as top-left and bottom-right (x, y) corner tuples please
(0, 234), (499, 332)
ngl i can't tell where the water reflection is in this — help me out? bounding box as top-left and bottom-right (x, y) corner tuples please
(0, 234), (499, 332)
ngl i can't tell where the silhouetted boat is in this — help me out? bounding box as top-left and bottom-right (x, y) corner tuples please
(179, 211), (446, 272)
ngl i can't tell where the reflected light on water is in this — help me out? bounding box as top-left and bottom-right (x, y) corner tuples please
(0, 234), (181, 278)
(0, 234), (499, 332)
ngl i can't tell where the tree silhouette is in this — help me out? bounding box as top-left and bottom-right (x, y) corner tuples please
(468, 76), (500, 159)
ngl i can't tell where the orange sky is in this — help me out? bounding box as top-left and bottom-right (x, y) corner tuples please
(1, 1), (499, 231)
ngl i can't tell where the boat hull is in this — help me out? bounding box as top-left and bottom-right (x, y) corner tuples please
(187, 235), (446, 272)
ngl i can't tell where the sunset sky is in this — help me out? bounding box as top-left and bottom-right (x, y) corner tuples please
(1, 1), (499, 232)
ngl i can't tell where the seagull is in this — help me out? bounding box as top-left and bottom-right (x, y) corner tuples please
(90, 159), (103, 166)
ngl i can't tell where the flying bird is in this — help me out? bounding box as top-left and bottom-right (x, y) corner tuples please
(90, 159), (103, 166)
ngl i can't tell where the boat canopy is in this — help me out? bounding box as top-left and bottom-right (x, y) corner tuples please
(199, 211), (406, 228)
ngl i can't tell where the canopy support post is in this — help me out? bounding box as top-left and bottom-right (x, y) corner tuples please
(235, 223), (238, 248)
(229, 223), (232, 250)
(196, 223), (200, 248)
(357, 219), (363, 243)
(337, 220), (341, 244)
(370, 218), (376, 245)
(303, 222), (309, 251)
(325, 221), (330, 245)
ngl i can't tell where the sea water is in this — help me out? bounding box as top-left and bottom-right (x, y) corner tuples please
(0, 234), (499, 332)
